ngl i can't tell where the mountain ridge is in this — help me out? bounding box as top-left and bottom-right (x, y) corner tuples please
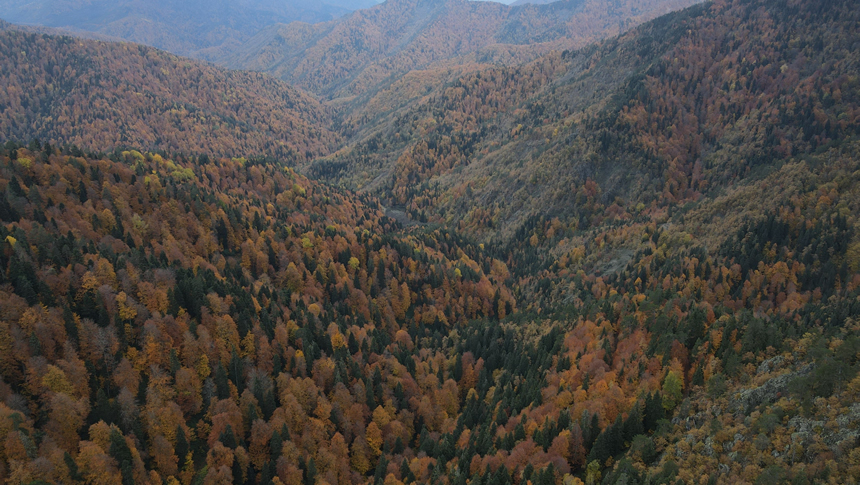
(306, 0), (860, 247)
(222, 0), (702, 98)
(0, 29), (341, 159)
(0, 0), (374, 60)
(1, 1), (860, 484)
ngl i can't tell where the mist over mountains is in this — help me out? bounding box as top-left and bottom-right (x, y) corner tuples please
(0, 0), (698, 85)
(0, 0), (382, 59)
(220, 0), (700, 100)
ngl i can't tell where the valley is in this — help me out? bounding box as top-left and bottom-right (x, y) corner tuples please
(0, 0), (859, 484)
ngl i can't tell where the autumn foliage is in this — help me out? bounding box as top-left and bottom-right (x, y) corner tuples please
(0, 0), (860, 484)
(0, 31), (340, 161)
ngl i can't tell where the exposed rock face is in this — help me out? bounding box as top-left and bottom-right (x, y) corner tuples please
(756, 355), (786, 376)
(790, 403), (860, 455)
(731, 364), (813, 413)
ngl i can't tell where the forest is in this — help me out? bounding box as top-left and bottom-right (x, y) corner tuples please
(221, 0), (701, 99)
(1, 140), (859, 485)
(0, 31), (340, 160)
(1, 0), (860, 484)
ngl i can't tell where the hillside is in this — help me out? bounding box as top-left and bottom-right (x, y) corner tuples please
(310, 0), (860, 245)
(0, 30), (340, 160)
(0, 0), (364, 61)
(0, 142), (519, 484)
(1, 0), (860, 483)
(2, 128), (860, 483)
(222, 0), (701, 99)
(3, 141), (855, 485)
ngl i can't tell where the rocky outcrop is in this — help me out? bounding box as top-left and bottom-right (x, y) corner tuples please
(790, 403), (860, 455)
(731, 364), (813, 413)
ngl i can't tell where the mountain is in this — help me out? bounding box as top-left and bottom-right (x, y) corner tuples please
(222, 0), (702, 98)
(311, 0), (860, 245)
(1, 0), (860, 483)
(325, 0), (384, 8)
(0, 140), (522, 484)
(0, 30), (340, 159)
(0, 14), (127, 42)
(0, 0), (372, 61)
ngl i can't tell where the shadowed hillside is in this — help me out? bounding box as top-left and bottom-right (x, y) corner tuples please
(309, 0), (860, 244)
(0, 0), (368, 60)
(223, 0), (701, 98)
(0, 30), (341, 160)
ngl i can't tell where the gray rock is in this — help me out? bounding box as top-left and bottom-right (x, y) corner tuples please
(731, 364), (813, 413)
(788, 403), (860, 454)
(757, 355), (786, 375)
(704, 437), (715, 457)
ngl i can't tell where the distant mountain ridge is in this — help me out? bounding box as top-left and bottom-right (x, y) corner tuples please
(0, 0), (380, 61)
(222, 0), (702, 98)
(511, 0), (559, 5)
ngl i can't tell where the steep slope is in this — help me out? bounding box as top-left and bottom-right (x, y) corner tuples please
(0, 142), (520, 484)
(309, 0), (860, 243)
(1, 1), (860, 484)
(223, 0), (701, 98)
(2, 74), (860, 485)
(0, 30), (340, 160)
(0, 0), (359, 61)
(4, 142), (854, 485)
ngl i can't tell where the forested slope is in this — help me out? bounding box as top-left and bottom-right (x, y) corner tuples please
(0, 31), (340, 160)
(1, 0), (860, 483)
(223, 0), (700, 99)
(1, 140), (859, 485)
(311, 0), (859, 240)
(0, 0), (354, 61)
(0, 142), (520, 483)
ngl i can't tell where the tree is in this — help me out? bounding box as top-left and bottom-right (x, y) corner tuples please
(585, 460), (601, 485)
(45, 394), (88, 452)
(151, 434), (179, 478)
(366, 422), (384, 458)
(108, 429), (135, 485)
(662, 371), (683, 411)
(351, 438), (372, 475)
(77, 441), (123, 485)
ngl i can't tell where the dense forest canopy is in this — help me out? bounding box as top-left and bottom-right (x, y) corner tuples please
(0, 31), (340, 161)
(0, 0), (859, 484)
(310, 0), (860, 246)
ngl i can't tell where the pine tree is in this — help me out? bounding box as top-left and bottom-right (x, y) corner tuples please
(305, 458), (317, 485)
(219, 424), (238, 449)
(78, 180), (88, 203)
(692, 365), (705, 387)
(108, 429), (134, 485)
(622, 403), (644, 443)
(176, 425), (189, 465)
(270, 430), (283, 462)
